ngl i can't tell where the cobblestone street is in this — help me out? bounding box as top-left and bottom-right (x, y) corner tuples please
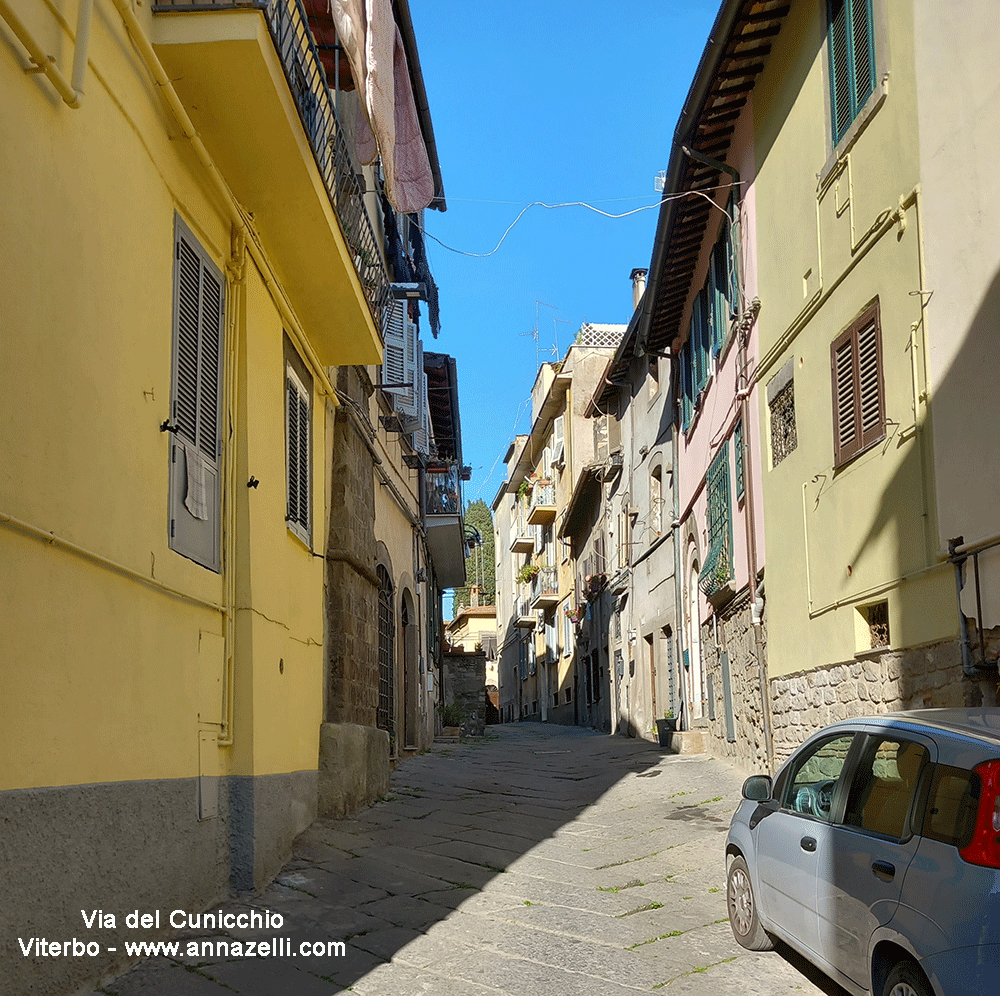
(97, 725), (844, 996)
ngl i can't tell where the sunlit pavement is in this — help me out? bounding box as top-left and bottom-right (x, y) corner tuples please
(96, 724), (842, 995)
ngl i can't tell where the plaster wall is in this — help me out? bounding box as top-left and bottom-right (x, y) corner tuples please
(751, 0), (954, 680)
(913, 0), (1000, 629)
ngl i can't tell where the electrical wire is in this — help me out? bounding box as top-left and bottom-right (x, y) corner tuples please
(416, 182), (741, 259)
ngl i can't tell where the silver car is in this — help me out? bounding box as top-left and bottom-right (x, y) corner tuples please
(726, 709), (1000, 996)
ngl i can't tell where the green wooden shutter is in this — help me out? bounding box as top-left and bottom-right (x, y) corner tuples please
(734, 418), (745, 500)
(697, 288), (711, 393)
(829, 0), (875, 143)
(169, 216), (223, 573)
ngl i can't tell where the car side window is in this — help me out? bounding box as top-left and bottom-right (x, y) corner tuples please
(844, 737), (929, 839)
(920, 763), (980, 848)
(783, 734), (856, 821)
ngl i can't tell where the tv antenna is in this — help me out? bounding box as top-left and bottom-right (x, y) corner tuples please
(520, 300), (558, 369)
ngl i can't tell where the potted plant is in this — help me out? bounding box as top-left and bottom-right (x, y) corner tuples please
(515, 563), (541, 585)
(566, 604), (585, 625)
(517, 479), (533, 501)
(656, 709), (678, 749)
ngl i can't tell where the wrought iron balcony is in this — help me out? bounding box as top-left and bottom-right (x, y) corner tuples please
(530, 566), (559, 608)
(509, 504), (534, 553)
(527, 481), (557, 525)
(152, 0), (390, 339)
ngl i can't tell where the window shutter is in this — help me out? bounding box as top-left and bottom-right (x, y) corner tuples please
(698, 288), (712, 391)
(680, 343), (693, 431)
(381, 301), (406, 395)
(734, 418), (745, 499)
(851, 0), (876, 113)
(169, 217), (223, 573)
(833, 333), (858, 463)
(828, 0), (876, 143)
(725, 199), (740, 317)
(832, 303), (884, 467)
(553, 414), (565, 464)
(712, 239), (728, 353)
(286, 367), (311, 538)
(828, 0), (852, 142)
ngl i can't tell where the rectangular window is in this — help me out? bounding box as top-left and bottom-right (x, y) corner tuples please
(168, 216), (224, 573)
(832, 302), (885, 467)
(828, 0), (876, 144)
(768, 360), (798, 468)
(844, 738), (928, 840)
(680, 342), (694, 431)
(699, 443), (733, 597)
(286, 364), (311, 543)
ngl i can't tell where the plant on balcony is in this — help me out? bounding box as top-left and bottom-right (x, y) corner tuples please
(517, 479), (533, 501)
(566, 604), (586, 624)
(585, 572), (607, 593)
(515, 563), (541, 585)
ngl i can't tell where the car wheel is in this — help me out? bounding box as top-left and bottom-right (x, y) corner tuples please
(727, 854), (774, 951)
(883, 960), (933, 996)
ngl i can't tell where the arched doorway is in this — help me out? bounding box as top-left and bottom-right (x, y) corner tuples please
(376, 565), (395, 752)
(686, 557), (703, 722)
(401, 589), (418, 749)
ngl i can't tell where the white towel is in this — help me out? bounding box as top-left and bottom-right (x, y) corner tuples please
(184, 442), (209, 521)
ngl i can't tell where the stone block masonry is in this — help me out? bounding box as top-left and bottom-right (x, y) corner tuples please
(769, 638), (971, 765)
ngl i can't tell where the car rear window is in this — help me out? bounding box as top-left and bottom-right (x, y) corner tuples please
(920, 764), (980, 849)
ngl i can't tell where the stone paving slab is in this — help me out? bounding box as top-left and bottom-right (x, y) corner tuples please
(96, 724), (840, 996)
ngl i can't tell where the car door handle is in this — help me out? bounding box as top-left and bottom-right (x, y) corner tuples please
(800, 836), (817, 852)
(872, 860), (895, 882)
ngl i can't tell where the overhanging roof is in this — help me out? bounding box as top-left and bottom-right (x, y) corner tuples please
(595, 0), (788, 399)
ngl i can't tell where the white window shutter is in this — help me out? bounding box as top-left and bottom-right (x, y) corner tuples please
(553, 415), (565, 465)
(286, 367), (310, 539)
(396, 307), (419, 418)
(381, 301), (407, 397)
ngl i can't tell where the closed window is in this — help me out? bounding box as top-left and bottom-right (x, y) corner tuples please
(844, 737), (928, 839)
(828, 0), (877, 144)
(168, 216), (224, 573)
(784, 734), (856, 821)
(832, 302), (885, 467)
(286, 364), (311, 543)
(921, 764), (979, 849)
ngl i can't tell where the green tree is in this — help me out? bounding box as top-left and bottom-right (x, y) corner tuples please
(453, 499), (495, 610)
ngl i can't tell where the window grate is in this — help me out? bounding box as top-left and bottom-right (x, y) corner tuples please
(866, 601), (890, 649)
(770, 382), (798, 467)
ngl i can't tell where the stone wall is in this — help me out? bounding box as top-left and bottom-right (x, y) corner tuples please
(321, 367), (386, 815)
(326, 367), (379, 726)
(769, 638), (972, 765)
(442, 650), (486, 736)
(701, 591), (771, 772)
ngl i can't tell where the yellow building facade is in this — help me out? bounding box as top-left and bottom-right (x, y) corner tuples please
(1, 0), (383, 991)
(751, 0), (965, 760)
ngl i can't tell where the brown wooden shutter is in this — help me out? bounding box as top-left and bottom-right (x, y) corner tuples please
(831, 302), (884, 467)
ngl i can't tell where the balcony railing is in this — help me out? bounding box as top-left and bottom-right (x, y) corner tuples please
(527, 481), (556, 525)
(530, 566), (558, 606)
(153, 0), (391, 335)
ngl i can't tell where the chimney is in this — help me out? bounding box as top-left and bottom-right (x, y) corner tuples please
(470, 585), (480, 608)
(630, 268), (648, 311)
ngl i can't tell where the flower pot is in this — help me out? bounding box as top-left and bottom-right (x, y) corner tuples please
(656, 717), (677, 749)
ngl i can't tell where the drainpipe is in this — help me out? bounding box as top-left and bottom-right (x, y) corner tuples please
(948, 538), (975, 677)
(1, 0), (93, 107)
(672, 385), (686, 731)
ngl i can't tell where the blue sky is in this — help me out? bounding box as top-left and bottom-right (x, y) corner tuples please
(409, 1), (720, 510)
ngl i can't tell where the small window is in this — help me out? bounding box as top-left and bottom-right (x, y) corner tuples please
(783, 733), (856, 821)
(844, 737), (929, 839)
(649, 354), (659, 398)
(832, 302), (885, 467)
(861, 600), (890, 649)
(828, 0), (877, 144)
(650, 466), (662, 536)
(286, 365), (311, 543)
(769, 359), (798, 469)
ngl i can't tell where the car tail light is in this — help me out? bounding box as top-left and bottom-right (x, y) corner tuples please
(960, 760), (1000, 868)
